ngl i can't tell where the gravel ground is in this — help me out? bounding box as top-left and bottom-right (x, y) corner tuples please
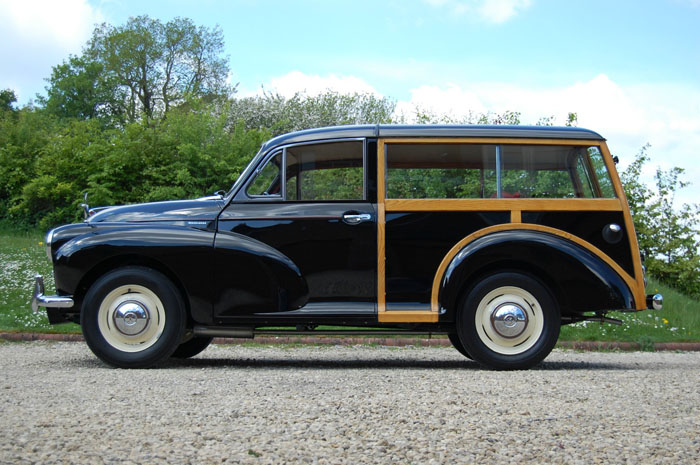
(1, 342), (699, 465)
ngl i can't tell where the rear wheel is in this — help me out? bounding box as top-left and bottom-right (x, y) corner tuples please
(81, 267), (186, 368)
(457, 272), (560, 370)
(171, 336), (213, 359)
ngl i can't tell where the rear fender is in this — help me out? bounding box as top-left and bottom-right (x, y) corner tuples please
(438, 229), (635, 321)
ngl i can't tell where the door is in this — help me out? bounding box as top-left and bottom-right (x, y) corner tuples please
(214, 139), (376, 319)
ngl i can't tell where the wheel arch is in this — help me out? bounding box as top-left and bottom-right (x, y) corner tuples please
(436, 227), (636, 321)
(74, 254), (197, 324)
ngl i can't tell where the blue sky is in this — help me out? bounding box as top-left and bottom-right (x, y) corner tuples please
(1, 0), (699, 205)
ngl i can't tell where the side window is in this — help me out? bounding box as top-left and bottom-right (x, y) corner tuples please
(247, 152), (282, 197)
(587, 147), (616, 197)
(386, 144), (498, 198)
(500, 145), (579, 198)
(385, 143), (617, 199)
(285, 141), (364, 201)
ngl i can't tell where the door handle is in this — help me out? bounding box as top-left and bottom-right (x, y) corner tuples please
(342, 213), (372, 225)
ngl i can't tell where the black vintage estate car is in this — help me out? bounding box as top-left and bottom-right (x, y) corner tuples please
(33, 125), (663, 369)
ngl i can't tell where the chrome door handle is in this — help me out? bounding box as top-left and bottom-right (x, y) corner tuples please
(342, 213), (372, 225)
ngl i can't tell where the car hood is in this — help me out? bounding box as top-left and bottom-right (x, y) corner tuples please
(87, 196), (225, 223)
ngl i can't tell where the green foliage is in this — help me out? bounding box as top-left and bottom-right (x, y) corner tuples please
(621, 146), (700, 297)
(42, 16), (230, 124)
(228, 91), (396, 136)
(1, 89), (18, 112)
(39, 55), (124, 125)
(7, 101), (268, 229)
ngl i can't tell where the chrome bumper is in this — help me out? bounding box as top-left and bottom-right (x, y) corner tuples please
(646, 293), (663, 310)
(31, 275), (74, 313)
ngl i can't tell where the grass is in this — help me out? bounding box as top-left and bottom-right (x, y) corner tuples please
(0, 227), (80, 333)
(0, 228), (698, 343)
(559, 279), (700, 343)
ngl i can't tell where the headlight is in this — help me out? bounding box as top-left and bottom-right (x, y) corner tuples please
(45, 229), (55, 262)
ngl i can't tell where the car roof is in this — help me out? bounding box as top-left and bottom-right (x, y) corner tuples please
(260, 124), (605, 152)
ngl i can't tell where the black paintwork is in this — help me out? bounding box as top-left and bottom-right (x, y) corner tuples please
(385, 212), (510, 306)
(42, 124), (642, 334)
(216, 202), (376, 320)
(438, 229), (635, 321)
(521, 211), (635, 277)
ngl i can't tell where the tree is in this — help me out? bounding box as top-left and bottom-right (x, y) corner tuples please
(227, 91), (396, 136)
(40, 55), (126, 125)
(42, 16), (231, 123)
(0, 89), (17, 113)
(621, 146), (700, 297)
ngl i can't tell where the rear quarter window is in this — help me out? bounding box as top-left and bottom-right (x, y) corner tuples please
(385, 143), (616, 199)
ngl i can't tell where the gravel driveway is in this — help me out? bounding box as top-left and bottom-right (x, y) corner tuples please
(1, 342), (699, 464)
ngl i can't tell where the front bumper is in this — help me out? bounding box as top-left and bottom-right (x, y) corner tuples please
(31, 275), (74, 313)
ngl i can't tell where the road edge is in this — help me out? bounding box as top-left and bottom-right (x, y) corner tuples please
(1, 332), (699, 351)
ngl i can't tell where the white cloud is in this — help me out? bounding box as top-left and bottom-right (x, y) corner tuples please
(250, 71), (382, 98)
(0, 0), (103, 102)
(423, 0), (532, 23)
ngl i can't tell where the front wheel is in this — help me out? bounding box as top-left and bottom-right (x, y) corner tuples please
(81, 267), (186, 368)
(456, 273), (560, 370)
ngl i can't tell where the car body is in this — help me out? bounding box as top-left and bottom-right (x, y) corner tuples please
(33, 124), (663, 369)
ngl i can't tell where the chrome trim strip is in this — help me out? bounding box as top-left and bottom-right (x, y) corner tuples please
(31, 275), (74, 313)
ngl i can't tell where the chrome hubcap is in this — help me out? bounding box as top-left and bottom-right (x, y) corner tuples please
(113, 301), (150, 336)
(475, 286), (544, 355)
(97, 284), (166, 353)
(490, 303), (528, 338)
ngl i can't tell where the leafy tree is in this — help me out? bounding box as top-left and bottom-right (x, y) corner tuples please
(0, 89), (17, 113)
(621, 146), (700, 297)
(228, 91), (396, 136)
(39, 55), (126, 125)
(42, 16), (230, 123)
(0, 106), (58, 223)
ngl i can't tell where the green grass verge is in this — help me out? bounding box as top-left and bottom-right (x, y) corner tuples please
(559, 279), (699, 344)
(0, 227), (80, 334)
(1, 228), (698, 342)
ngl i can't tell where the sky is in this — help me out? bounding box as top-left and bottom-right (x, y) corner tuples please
(1, 0), (699, 205)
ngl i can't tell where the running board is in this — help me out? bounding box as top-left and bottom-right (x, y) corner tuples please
(193, 326), (449, 338)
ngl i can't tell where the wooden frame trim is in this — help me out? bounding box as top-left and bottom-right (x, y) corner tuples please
(599, 142), (647, 309)
(376, 137), (646, 323)
(429, 224), (645, 312)
(377, 140), (387, 315)
(378, 311), (439, 323)
(384, 198), (623, 212)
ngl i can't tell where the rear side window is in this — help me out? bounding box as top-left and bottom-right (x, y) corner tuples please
(386, 144), (498, 198)
(385, 143), (616, 199)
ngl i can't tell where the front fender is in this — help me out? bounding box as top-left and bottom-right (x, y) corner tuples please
(54, 225), (218, 323)
(439, 229), (635, 320)
(54, 224), (307, 325)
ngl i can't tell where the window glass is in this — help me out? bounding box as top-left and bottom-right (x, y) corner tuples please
(499, 145), (616, 198)
(286, 141), (364, 201)
(575, 155), (595, 198)
(587, 147), (616, 197)
(499, 145), (578, 198)
(247, 152), (282, 196)
(385, 143), (617, 199)
(386, 144), (498, 198)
